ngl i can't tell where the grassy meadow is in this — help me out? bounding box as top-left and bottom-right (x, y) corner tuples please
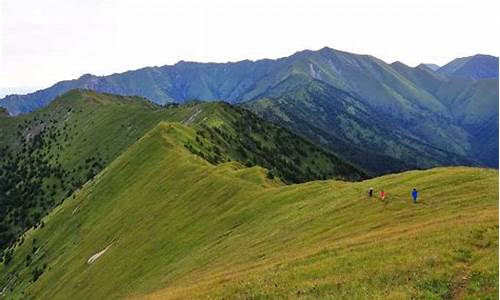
(0, 122), (497, 299)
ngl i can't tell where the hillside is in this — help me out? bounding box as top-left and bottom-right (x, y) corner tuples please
(1, 47), (496, 176)
(0, 89), (363, 253)
(0, 122), (497, 299)
(246, 80), (481, 175)
(437, 54), (499, 80)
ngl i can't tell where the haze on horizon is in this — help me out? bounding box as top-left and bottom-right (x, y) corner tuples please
(1, 0), (498, 95)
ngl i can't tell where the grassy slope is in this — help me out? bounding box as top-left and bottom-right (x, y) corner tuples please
(0, 89), (193, 175)
(0, 89), (363, 252)
(0, 89), (362, 183)
(1, 123), (497, 299)
(0, 90), (197, 251)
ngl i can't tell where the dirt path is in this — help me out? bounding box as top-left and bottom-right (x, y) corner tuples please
(451, 268), (471, 299)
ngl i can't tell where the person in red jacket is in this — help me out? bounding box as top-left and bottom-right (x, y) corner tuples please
(380, 190), (386, 201)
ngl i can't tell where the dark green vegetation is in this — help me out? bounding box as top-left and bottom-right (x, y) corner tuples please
(246, 81), (477, 175)
(187, 104), (363, 183)
(0, 89), (363, 255)
(1, 48), (497, 175)
(0, 122), (497, 299)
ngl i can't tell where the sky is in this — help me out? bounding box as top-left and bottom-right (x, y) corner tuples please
(1, 0), (499, 94)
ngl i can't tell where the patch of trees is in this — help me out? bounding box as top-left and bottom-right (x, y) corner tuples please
(186, 105), (363, 183)
(0, 117), (105, 258)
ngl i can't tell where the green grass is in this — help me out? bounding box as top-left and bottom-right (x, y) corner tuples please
(0, 89), (362, 254)
(0, 122), (497, 299)
(0, 89), (363, 184)
(0, 90), (197, 251)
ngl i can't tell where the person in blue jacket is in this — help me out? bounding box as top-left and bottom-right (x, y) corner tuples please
(411, 188), (418, 203)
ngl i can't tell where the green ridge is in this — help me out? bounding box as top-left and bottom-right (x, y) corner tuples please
(1, 122), (497, 299)
(0, 89), (363, 253)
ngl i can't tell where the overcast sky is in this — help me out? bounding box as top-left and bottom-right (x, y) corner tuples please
(1, 0), (498, 93)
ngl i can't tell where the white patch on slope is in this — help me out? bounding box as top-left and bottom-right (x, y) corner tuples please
(309, 63), (322, 80)
(87, 244), (112, 264)
(182, 108), (203, 125)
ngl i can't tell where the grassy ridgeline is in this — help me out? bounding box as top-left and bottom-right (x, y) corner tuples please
(1, 122), (497, 299)
(0, 89), (364, 254)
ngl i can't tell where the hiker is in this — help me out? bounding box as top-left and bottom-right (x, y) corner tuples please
(368, 187), (374, 197)
(412, 188), (418, 203)
(380, 190), (386, 201)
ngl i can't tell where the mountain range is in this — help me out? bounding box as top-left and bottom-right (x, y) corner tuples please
(1, 47), (498, 176)
(0, 48), (498, 299)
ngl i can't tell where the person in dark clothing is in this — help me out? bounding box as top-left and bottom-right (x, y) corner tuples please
(368, 187), (373, 197)
(412, 188), (418, 203)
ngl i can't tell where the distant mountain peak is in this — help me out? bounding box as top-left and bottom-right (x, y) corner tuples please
(473, 53), (498, 59)
(390, 61), (409, 68)
(78, 73), (97, 80)
(420, 63), (440, 71)
(437, 54), (499, 79)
